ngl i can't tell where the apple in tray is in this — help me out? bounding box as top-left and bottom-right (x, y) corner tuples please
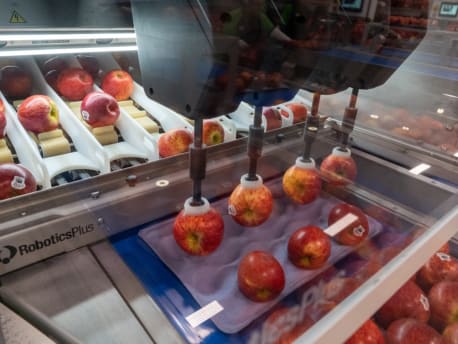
(202, 119), (224, 146)
(238, 250), (285, 302)
(228, 174), (273, 227)
(17, 95), (59, 133)
(56, 68), (93, 101)
(320, 147), (357, 186)
(345, 319), (385, 344)
(158, 128), (193, 158)
(416, 252), (458, 291)
(443, 323), (458, 344)
(288, 225), (331, 269)
(386, 318), (442, 344)
(328, 203), (369, 246)
(0, 163), (37, 200)
(101, 69), (134, 101)
(282, 157), (321, 205)
(80, 92), (120, 128)
(173, 197), (224, 256)
(263, 107), (282, 131)
(429, 280), (458, 331)
(0, 65), (33, 100)
(280, 103), (308, 124)
(375, 280), (430, 328)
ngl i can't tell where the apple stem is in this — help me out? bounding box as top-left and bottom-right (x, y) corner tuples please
(190, 118), (206, 206)
(247, 106), (264, 180)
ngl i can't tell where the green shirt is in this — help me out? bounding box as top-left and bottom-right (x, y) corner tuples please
(222, 8), (275, 44)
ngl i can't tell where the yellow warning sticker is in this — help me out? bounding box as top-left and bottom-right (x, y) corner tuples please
(9, 10), (27, 24)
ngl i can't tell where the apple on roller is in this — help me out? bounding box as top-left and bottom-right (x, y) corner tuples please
(80, 91), (120, 128)
(17, 95), (60, 133)
(56, 68), (93, 101)
(101, 69), (134, 101)
(202, 119), (224, 146)
(0, 65), (33, 100)
(0, 163), (37, 200)
(158, 128), (193, 158)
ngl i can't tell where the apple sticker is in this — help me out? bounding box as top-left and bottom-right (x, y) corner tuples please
(11, 175), (26, 190)
(353, 225), (366, 237)
(228, 204), (237, 216)
(420, 294), (430, 311)
(436, 252), (451, 262)
(81, 110), (90, 121)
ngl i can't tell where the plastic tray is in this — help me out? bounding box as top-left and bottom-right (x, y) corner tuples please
(139, 179), (383, 333)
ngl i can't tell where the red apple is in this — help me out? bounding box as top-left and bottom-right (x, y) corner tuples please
(80, 91), (120, 128)
(173, 197), (224, 256)
(443, 323), (458, 344)
(320, 147), (357, 186)
(375, 280), (430, 328)
(228, 174), (273, 227)
(56, 68), (93, 101)
(263, 107), (282, 131)
(386, 318), (442, 344)
(0, 65), (33, 100)
(417, 252), (458, 291)
(288, 225), (331, 269)
(323, 277), (361, 303)
(0, 99), (6, 138)
(345, 319), (385, 344)
(328, 203), (369, 246)
(429, 281), (458, 331)
(158, 128), (193, 158)
(17, 95), (59, 133)
(282, 158), (321, 204)
(0, 163), (37, 200)
(280, 103), (307, 124)
(202, 119), (224, 146)
(237, 250), (285, 302)
(77, 55), (100, 77)
(101, 69), (134, 101)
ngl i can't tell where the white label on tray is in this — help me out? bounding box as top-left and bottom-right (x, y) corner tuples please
(186, 300), (224, 328)
(324, 213), (358, 237)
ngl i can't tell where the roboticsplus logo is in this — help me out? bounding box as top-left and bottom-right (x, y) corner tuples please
(0, 224), (95, 265)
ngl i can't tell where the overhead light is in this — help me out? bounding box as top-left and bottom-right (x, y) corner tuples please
(454, 152), (458, 158)
(370, 114), (379, 119)
(442, 93), (458, 99)
(0, 45), (138, 57)
(437, 108), (445, 114)
(402, 126), (410, 131)
(0, 32), (136, 41)
(409, 163), (431, 175)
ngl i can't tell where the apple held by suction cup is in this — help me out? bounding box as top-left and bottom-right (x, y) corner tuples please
(173, 197), (224, 256)
(228, 174), (273, 227)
